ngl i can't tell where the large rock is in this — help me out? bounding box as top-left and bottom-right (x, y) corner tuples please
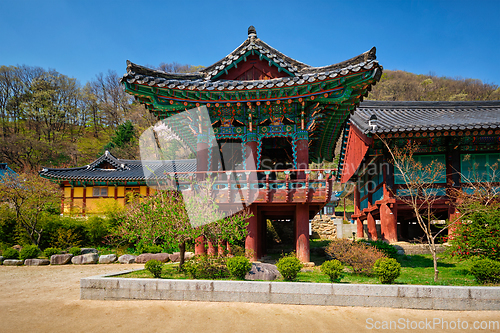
(71, 253), (99, 265)
(81, 248), (98, 255)
(135, 253), (170, 264)
(169, 252), (195, 262)
(3, 259), (24, 266)
(50, 254), (73, 265)
(24, 259), (50, 266)
(118, 254), (136, 264)
(245, 263), (281, 281)
(98, 254), (117, 264)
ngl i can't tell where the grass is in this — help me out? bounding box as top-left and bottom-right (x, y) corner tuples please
(116, 251), (498, 286)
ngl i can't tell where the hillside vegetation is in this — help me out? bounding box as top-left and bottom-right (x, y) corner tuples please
(368, 70), (500, 101)
(1, 65), (499, 172)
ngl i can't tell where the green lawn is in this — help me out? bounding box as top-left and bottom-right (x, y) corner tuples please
(117, 252), (497, 286)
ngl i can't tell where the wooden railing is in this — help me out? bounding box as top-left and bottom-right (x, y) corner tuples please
(149, 169), (338, 204)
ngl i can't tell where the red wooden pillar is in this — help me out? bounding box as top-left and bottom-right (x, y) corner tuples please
(82, 185), (87, 217)
(218, 240), (226, 256)
(448, 206), (461, 241)
(197, 137), (209, 181)
(367, 212), (377, 240)
(354, 185), (364, 238)
(245, 204), (259, 261)
(380, 203), (398, 242)
(244, 139), (258, 170)
(296, 137), (308, 179)
(70, 185), (74, 215)
(60, 184), (65, 214)
(207, 241), (216, 256)
(296, 203), (310, 263)
(195, 236), (206, 255)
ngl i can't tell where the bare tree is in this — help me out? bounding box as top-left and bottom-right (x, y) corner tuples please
(379, 138), (456, 282)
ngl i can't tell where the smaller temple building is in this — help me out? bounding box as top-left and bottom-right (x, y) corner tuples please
(39, 151), (196, 215)
(338, 100), (500, 242)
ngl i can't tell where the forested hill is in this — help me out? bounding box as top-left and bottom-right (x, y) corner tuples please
(367, 70), (500, 101)
(1, 65), (499, 172)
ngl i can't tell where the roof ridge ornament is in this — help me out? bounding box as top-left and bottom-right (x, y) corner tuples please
(248, 25), (257, 38)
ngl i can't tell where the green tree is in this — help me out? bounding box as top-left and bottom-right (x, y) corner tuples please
(0, 172), (60, 246)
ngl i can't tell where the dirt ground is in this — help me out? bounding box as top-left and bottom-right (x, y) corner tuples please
(0, 264), (499, 333)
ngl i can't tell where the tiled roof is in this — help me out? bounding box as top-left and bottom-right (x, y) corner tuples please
(351, 100), (500, 134)
(0, 163), (17, 180)
(121, 26), (379, 91)
(39, 151), (197, 182)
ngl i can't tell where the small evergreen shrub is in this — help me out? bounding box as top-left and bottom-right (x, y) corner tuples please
(470, 258), (500, 284)
(43, 247), (61, 258)
(145, 259), (164, 278)
(19, 245), (40, 261)
(326, 239), (386, 275)
(69, 247), (81, 256)
(183, 255), (229, 279)
(3, 248), (19, 259)
(361, 240), (398, 258)
(321, 260), (344, 282)
(226, 256), (252, 280)
(373, 258), (401, 284)
(276, 254), (303, 281)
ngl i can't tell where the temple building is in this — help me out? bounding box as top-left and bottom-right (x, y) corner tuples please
(338, 100), (500, 242)
(41, 26), (383, 262)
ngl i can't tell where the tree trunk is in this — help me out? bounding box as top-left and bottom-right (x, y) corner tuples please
(179, 241), (186, 271)
(429, 240), (439, 282)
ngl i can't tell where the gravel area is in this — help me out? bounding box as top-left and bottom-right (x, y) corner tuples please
(1, 264), (499, 333)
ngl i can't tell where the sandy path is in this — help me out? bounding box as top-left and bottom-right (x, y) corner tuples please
(0, 264), (499, 333)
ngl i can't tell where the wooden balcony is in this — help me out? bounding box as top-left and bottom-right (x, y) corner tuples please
(162, 169), (337, 205)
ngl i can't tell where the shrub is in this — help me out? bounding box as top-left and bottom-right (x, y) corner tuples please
(139, 244), (163, 254)
(276, 254), (303, 281)
(321, 260), (344, 282)
(470, 258), (500, 284)
(226, 256), (252, 280)
(145, 259), (164, 278)
(2, 248), (19, 259)
(373, 258), (401, 284)
(19, 245), (40, 261)
(85, 216), (111, 246)
(326, 239), (386, 275)
(43, 247), (61, 258)
(183, 255), (229, 279)
(69, 247), (81, 256)
(449, 203), (500, 260)
(361, 240), (398, 258)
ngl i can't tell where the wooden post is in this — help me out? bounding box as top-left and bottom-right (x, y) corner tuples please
(82, 185), (87, 217)
(296, 203), (310, 263)
(245, 205), (259, 260)
(367, 212), (377, 240)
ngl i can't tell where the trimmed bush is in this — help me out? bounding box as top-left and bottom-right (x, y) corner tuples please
(139, 244), (163, 254)
(69, 247), (81, 256)
(276, 254), (303, 281)
(19, 245), (40, 261)
(145, 259), (164, 278)
(183, 255), (229, 279)
(326, 239), (386, 275)
(226, 256), (252, 280)
(361, 240), (398, 258)
(470, 258), (500, 284)
(321, 260), (344, 282)
(43, 247), (61, 258)
(2, 248), (19, 260)
(373, 258), (401, 284)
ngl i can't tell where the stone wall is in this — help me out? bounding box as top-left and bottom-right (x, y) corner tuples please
(81, 273), (500, 310)
(311, 216), (337, 239)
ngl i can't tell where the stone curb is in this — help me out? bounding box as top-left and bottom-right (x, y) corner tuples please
(80, 271), (500, 310)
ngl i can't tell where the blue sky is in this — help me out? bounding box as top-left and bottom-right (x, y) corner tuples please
(1, 0), (499, 86)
